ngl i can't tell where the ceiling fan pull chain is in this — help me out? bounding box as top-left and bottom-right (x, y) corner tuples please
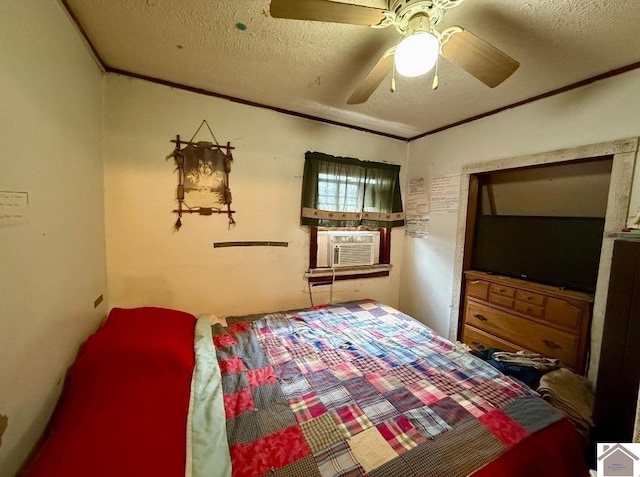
(391, 64), (397, 93)
(432, 54), (440, 90)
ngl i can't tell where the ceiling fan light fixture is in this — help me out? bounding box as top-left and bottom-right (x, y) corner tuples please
(394, 13), (440, 78)
(394, 30), (439, 78)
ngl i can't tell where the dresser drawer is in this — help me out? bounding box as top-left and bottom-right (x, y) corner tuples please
(516, 289), (546, 307)
(463, 325), (521, 354)
(488, 281), (517, 308)
(514, 300), (545, 319)
(489, 283), (516, 298)
(466, 279), (489, 301)
(489, 293), (515, 309)
(545, 297), (584, 331)
(464, 301), (579, 369)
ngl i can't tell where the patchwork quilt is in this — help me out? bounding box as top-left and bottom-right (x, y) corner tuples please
(212, 300), (564, 477)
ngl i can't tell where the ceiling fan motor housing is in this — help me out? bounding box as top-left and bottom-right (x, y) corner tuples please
(405, 13), (431, 35)
(388, 0), (465, 33)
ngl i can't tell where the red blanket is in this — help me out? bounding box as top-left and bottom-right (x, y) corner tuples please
(22, 307), (196, 477)
(473, 418), (587, 476)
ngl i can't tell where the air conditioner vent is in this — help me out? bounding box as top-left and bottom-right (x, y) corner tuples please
(328, 232), (375, 267)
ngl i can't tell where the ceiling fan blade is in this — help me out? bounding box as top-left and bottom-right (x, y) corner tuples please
(347, 47), (395, 104)
(270, 0), (387, 26)
(441, 27), (519, 88)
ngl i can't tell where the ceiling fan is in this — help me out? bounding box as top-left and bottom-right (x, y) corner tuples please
(269, 0), (520, 104)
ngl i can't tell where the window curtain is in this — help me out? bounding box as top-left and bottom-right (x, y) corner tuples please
(301, 151), (404, 228)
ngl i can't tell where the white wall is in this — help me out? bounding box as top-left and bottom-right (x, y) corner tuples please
(478, 159), (613, 217)
(103, 75), (407, 318)
(400, 68), (640, 379)
(0, 1), (106, 475)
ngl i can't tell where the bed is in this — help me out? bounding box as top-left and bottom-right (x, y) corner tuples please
(21, 300), (588, 477)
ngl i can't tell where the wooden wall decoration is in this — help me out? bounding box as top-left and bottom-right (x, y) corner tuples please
(166, 120), (235, 230)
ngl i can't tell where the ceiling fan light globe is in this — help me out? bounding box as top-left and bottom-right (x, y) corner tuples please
(394, 31), (439, 78)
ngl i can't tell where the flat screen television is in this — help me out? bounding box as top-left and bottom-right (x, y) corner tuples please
(471, 215), (605, 293)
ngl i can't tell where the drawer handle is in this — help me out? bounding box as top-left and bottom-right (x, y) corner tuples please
(473, 313), (488, 321)
(469, 280), (481, 285)
(542, 339), (562, 350)
(471, 340), (485, 350)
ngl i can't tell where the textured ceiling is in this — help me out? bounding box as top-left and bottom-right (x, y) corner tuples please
(63, 0), (640, 139)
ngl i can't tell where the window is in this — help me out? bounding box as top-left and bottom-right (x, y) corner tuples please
(300, 151), (404, 282)
(317, 172), (364, 212)
(301, 151), (404, 228)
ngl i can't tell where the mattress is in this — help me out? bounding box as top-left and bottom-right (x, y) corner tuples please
(21, 301), (588, 477)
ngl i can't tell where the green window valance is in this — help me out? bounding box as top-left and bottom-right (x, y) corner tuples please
(301, 151), (404, 228)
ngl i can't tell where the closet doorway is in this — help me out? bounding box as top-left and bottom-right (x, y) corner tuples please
(471, 158), (612, 295)
(449, 138), (638, 382)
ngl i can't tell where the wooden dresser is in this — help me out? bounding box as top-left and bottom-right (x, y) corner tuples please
(461, 270), (593, 374)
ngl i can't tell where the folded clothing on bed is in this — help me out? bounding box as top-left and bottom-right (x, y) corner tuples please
(492, 350), (560, 371)
(538, 367), (595, 437)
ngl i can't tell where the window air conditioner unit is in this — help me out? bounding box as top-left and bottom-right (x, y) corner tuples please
(328, 232), (375, 267)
